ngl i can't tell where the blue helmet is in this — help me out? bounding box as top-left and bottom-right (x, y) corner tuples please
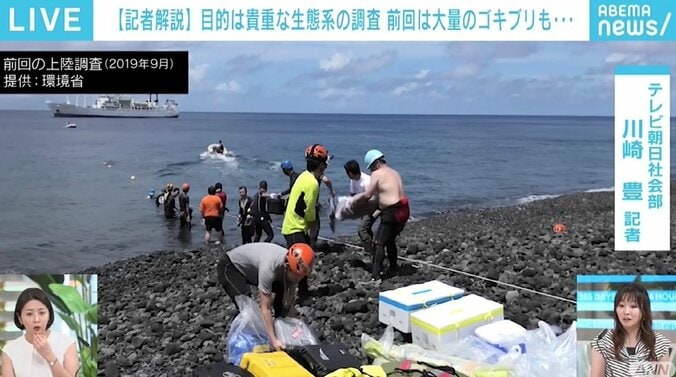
(280, 160), (293, 170)
(364, 149), (384, 169)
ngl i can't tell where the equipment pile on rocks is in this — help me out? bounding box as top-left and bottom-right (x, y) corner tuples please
(88, 189), (675, 376)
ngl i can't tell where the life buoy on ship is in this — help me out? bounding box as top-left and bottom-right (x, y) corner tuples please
(155, 192), (166, 207)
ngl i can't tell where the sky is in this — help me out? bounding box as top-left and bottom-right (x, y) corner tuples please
(0, 41), (675, 116)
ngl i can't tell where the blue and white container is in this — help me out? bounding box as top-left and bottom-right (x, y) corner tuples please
(474, 319), (528, 354)
(378, 280), (465, 333)
(411, 294), (504, 351)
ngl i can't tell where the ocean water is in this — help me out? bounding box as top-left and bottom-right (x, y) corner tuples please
(0, 110), (673, 273)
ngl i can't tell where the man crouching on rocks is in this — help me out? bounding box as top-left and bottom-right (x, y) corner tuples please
(216, 242), (315, 351)
(352, 149), (410, 284)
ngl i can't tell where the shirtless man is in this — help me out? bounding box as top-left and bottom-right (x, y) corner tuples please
(352, 149), (410, 282)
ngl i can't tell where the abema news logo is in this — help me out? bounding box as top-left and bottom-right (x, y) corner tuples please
(590, 0), (675, 41)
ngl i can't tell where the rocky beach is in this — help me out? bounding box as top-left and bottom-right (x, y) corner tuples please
(86, 186), (676, 377)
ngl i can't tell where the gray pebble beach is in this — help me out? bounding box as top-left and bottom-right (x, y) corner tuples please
(85, 185), (676, 376)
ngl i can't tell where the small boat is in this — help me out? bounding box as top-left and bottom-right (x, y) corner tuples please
(207, 141), (225, 154)
(64, 122), (77, 128)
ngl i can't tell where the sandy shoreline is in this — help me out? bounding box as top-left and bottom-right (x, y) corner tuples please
(86, 185), (676, 376)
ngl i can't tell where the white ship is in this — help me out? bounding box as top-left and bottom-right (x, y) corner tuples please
(46, 94), (179, 118)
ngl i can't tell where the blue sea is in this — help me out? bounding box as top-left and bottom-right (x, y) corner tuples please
(0, 110), (673, 273)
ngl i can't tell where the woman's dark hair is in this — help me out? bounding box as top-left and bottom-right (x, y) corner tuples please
(344, 160), (360, 176)
(612, 282), (657, 361)
(208, 185), (216, 195)
(14, 288), (54, 330)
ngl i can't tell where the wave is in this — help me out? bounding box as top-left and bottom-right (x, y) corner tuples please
(267, 160), (283, 171)
(585, 186), (614, 193)
(514, 194), (561, 205)
(199, 145), (239, 168)
(512, 185), (614, 205)
(156, 159), (203, 177)
(166, 160), (202, 168)
(510, 182), (619, 206)
(247, 157), (282, 171)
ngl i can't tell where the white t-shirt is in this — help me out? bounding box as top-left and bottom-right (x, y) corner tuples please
(2, 331), (75, 377)
(349, 172), (371, 195)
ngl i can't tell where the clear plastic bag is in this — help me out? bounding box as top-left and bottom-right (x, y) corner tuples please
(360, 326), (511, 376)
(274, 317), (319, 348)
(446, 335), (511, 365)
(361, 325), (395, 361)
(552, 321), (576, 372)
(505, 321), (577, 377)
(224, 295), (271, 366)
(335, 196), (356, 221)
(328, 196), (337, 233)
(335, 195), (379, 221)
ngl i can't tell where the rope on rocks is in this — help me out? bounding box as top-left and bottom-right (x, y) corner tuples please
(221, 213), (577, 305)
(315, 236), (577, 305)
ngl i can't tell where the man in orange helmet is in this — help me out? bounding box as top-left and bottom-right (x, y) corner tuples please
(281, 144), (330, 299)
(216, 242), (315, 351)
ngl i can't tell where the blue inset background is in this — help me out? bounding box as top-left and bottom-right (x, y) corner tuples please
(614, 65), (671, 75)
(589, 0), (675, 41)
(576, 275), (676, 331)
(0, 0), (93, 41)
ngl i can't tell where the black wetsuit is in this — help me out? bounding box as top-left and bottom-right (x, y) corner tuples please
(252, 193), (274, 242)
(238, 196), (254, 244)
(178, 192), (192, 228)
(281, 171), (300, 196)
(164, 192), (177, 218)
(372, 197), (410, 279)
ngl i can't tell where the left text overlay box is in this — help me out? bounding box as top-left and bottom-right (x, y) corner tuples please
(0, 51), (189, 94)
(614, 65), (671, 252)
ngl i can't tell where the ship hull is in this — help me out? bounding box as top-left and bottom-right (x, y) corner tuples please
(47, 102), (179, 118)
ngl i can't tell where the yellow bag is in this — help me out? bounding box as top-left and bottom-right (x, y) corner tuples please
(239, 351), (313, 377)
(325, 365), (387, 377)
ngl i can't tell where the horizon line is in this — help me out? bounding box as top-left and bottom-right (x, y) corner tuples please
(0, 108), (637, 118)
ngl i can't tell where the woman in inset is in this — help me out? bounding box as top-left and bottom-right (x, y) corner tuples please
(1, 287), (79, 377)
(590, 282), (672, 377)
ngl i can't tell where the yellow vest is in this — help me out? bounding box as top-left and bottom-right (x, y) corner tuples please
(282, 170), (319, 235)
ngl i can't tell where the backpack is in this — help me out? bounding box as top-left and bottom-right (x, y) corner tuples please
(380, 360), (459, 377)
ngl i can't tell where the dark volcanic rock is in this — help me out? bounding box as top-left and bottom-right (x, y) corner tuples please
(83, 186), (676, 376)
(344, 300), (369, 314)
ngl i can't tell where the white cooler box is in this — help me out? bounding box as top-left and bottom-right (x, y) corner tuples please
(475, 319), (527, 354)
(410, 294), (504, 351)
(378, 280), (465, 333)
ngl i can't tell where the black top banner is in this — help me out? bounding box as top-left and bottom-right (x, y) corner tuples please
(0, 51), (189, 94)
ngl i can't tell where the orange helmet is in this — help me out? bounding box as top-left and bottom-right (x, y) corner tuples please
(181, 183), (190, 191)
(305, 144), (329, 161)
(286, 243), (315, 276)
(552, 223), (567, 233)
